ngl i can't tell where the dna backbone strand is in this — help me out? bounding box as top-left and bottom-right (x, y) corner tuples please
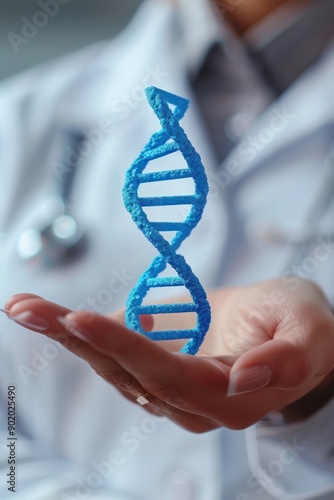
(123, 86), (211, 355)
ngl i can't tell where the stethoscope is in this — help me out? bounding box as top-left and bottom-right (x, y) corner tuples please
(14, 33), (334, 271)
(16, 131), (87, 267)
(16, 129), (334, 272)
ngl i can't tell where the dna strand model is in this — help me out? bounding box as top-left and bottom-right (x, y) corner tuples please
(123, 86), (211, 355)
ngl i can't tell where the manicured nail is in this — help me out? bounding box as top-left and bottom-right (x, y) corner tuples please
(57, 315), (93, 344)
(10, 311), (50, 332)
(227, 364), (271, 396)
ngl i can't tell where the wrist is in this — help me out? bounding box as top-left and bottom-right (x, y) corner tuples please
(270, 369), (334, 424)
(264, 302), (334, 425)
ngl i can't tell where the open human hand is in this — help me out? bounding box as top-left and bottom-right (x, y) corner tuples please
(3, 279), (334, 431)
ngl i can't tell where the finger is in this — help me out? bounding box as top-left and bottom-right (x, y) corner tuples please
(110, 309), (154, 332)
(5, 293), (43, 311)
(8, 296), (72, 333)
(8, 298), (222, 431)
(117, 388), (221, 433)
(7, 297), (226, 421)
(228, 339), (310, 395)
(103, 311), (238, 429)
(228, 332), (334, 399)
(55, 311), (236, 421)
(110, 308), (186, 353)
(6, 298), (271, 429)
(146, 400), (221, 433)
(62, 310), (186, 390)
(6, 297), (147, 399)
(228, 297), (334, 396)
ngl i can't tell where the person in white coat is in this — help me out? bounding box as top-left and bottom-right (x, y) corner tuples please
(1, 0), (334, 499)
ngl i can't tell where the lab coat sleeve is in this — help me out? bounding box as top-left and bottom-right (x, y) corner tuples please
(0, 353), (118, 500)
(246, 396), (334, 500)
(0, 47), (128, 500)
(0, 338), (124, 500)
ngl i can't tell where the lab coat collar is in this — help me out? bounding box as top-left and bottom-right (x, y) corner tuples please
(173, 0), (225, 75)
(56, 0), (334, 130)
(55, 0), (179, 127)
(245, 0), (334, 93)
(89, 0), (225, 79)
(176, 0), (334, 83)
(226, 39), (334, 184)
(56, 0), (224, 128)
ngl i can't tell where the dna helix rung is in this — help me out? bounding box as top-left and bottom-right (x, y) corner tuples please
(123, 86), (211, 355)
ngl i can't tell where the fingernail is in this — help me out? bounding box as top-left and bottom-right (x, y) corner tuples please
(4, 297), (21, 311)
(10, 311), (50, 332)
(227, 364), (271, 396)
(57, 315), (93, 344)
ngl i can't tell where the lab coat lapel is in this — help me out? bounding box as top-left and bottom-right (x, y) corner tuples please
(226, 40), (334, 186)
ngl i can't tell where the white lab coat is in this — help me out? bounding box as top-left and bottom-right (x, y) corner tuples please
(0, 1), (333, 499)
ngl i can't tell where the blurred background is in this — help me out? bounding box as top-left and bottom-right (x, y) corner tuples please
(0, 0), (143, 81)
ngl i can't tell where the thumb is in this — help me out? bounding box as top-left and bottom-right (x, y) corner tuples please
(227, 306), (334, 397)
(227, 339), (312, 396)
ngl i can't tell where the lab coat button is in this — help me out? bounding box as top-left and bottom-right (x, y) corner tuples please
(225, 112), (253, 142)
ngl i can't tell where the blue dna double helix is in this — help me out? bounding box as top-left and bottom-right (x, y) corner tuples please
(123, 86), (211, 355)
